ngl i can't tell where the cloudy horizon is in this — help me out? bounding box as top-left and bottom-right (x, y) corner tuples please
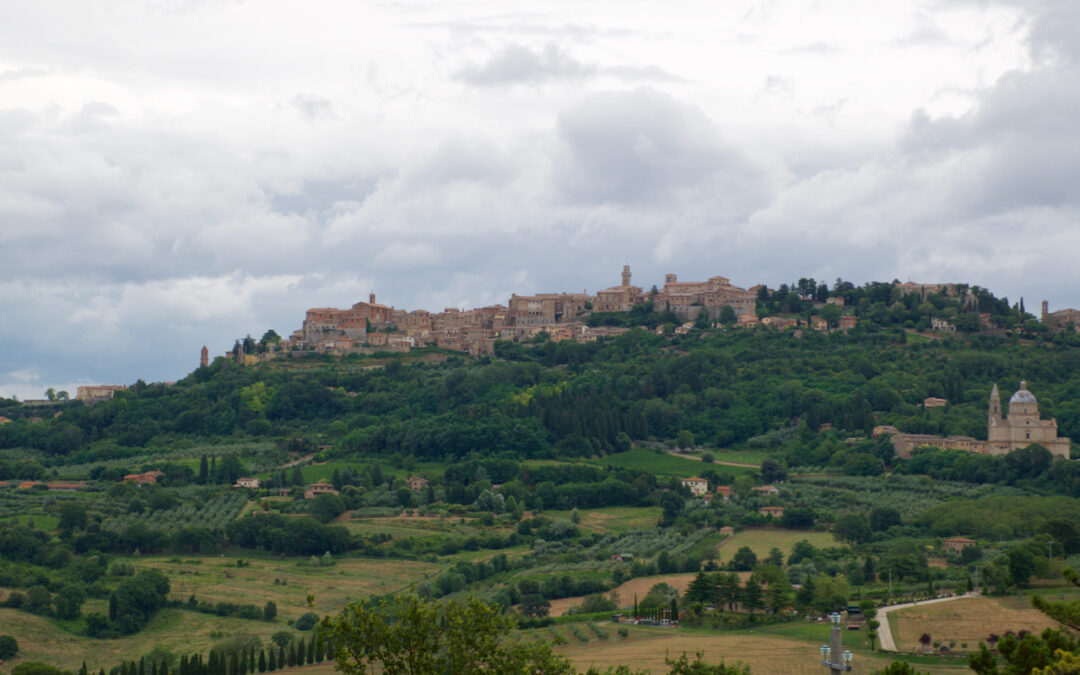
(3, 0), (1079, 400)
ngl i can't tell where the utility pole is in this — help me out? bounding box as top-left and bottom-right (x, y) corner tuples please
(819, 612), (852, 673)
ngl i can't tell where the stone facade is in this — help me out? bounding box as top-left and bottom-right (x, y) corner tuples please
(878, 381), (1071, 460)
(987, 381), (1070, 458)
(76, 385), (127, 405)
(655, 273), (758, 318)
(1042, 301), (1080, 331)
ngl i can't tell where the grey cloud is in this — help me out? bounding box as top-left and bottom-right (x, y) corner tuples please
(291, 94), (333, 120)
(554, 88), (769, 215)
(455, 43), (596, 86)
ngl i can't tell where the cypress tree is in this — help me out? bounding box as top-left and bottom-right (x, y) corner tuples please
(286, 644), (296, 668)
(151, 661), (158, 675)
(267, 649), (276, 672)
(277, 647), (284, 669)
(305, 638), (314, 664)
(258, 650), (266, 673)
(198, 455), (209, 484)
(210, 456), (217, 484)
(140, 657), (146, 675)
(238, 653), (246, 675)
(80, 663), (88, 675)
(229, 653), (238, 675)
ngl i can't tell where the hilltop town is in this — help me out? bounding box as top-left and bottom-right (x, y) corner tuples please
(229, 268), (1059, 361)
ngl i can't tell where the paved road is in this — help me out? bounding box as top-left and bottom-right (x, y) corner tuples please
(876, 592), (980, 651)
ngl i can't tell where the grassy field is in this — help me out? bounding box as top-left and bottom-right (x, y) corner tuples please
(715, 528), (836, 561)
(555, 624), (918, 674)
(130, 554), (443, 620)
(542, 506), (662, 535)
(0, 607), (285, 673)
(0, 514), (58, 529)
(593, 450), (754, 478)
(888, 596), (1062, 652)
(548, 573), (703, 617)
(707, 449), (771, 465)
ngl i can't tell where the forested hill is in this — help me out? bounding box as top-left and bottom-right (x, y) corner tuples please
(3, 294), (1080, 482)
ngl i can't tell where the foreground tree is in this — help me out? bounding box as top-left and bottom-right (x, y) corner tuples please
(321, 594), (576, 674)
(1033, 567), (1080, 631)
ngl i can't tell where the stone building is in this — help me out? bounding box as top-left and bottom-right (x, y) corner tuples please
(987, 381), (1070, 458)
(76, 385), (127, 405)
(200, 345), (209, 368)
(595, 265), (644, 313)
(877, 381), (1071, 460)
(507, 293), (591, 327)
(296, 293), (394, 345)
(655, 273), (758, 319)
(1041, 301), (1080, 331)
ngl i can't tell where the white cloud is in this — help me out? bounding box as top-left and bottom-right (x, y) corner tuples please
(0, 0), (1076, 393)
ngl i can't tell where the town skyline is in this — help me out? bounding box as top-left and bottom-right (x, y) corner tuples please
(4, 264), (1073, 401)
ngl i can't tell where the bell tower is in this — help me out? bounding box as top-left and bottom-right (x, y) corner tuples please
(200, 345), (209, 368)
(621, 265), (631, 287)
(988, 383), (1001, 420)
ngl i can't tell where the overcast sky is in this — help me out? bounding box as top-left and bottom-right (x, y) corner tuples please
(2, 0), (1079, 399)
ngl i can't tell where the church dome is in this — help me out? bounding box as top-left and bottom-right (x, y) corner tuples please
(1009, 381), (1037, 404)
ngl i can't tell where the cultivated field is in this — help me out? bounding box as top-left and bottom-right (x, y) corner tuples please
(131, 554), (443, 620)
(543, 506), (662, 535)
(547, 573), (707, 617)
(556, 626), (917, 674)
(0, 607), (283, 673)
(594, 449), (754, 478)
(715, 528), (836, 561)
(888, 595), (1063, 652)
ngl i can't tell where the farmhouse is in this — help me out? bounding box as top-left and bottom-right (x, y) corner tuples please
(943, 537), (976, 554)
(715, 485), (732, 500)
(751, 485), (779, 496)
(681, 477), (709, 496)
(304, 481), (339, 499)
(406, 475), (429, 490)
(234, 477), (261, 489)
(758, 506), (784, 518)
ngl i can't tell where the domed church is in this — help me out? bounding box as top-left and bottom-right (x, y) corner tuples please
(987, 381), (1071, 458)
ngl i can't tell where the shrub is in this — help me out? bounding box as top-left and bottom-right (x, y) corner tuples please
(294, 612), (319, 631)
(12, 663), (64, 675)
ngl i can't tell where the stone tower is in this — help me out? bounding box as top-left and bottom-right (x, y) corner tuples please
(200, 345), (209, 368)
(1042, 300), (1049, 322)
(988, 382), (1001, 420)
(621, 265), (631, 287)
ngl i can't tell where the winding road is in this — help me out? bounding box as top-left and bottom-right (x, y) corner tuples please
(876, 592), (980, 651)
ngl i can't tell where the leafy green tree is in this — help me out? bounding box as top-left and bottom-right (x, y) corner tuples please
(834, 514), (871, 543)
(520, 594), (550, 618)
(728, 546), (756, 572)
(1033, 567), (1080, 631)
(869, 507), (901, 532)
(53, 583), (86, 620)
(321, 594), (575, 674)
(0, 635), (18, 660)
(263, 601), (277, 621)
(58, 502), (88, 533)
(685, 572), (718, 605)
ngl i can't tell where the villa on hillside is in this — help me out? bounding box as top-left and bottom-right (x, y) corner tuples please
(234, 477), (261, 489)
(681, 477), (708, 496)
